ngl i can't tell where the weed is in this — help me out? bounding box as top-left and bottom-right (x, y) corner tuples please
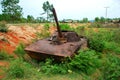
(7, 59), (25, 78)
(0, 50), (10, 60)
(44, 23), (50, 30)
(39, 49), (101, 75)
(60, 23), (73, 31)
(75, 26), (85, 35)
(4, 59), (41, 80)
(100, 54), (120, 80)
(39, 58), (68, 74)
(87, 30), (115, 52)
(88, 35), (104, 52)
(104, 42), (120, 54)
(36, 30), (50, 39)
(113, 29), (120, 44)
(69, 49), (101, 75)
(14, 43), (26, 58)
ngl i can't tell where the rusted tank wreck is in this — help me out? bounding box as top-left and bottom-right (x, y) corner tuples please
(25, 8), (88, 60)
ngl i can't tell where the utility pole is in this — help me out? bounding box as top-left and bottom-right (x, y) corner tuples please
(104, 7), (109, 18)
(104, 7), (109, 23)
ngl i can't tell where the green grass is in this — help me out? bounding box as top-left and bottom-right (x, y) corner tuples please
(0, 50), (11, 60)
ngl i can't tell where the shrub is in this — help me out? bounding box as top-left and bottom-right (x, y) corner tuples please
(86, 30), (113, 52)
(39, 58), (68, 74)
(14, 43), (26, 58)
(39, 50), (101, 75)
(7, 59), (25, 78)
(89, 38), (104, 52)
(44, 23), (50, 30)
(104, 42), (120, 54)
(75, 26), (85, 35)
(113, 29), (120, 44)
(60, 24), (73, 31)
(69, 50), (101, 75)
(100, 54), (120, 80)
(0, 50), (9, 60)
(5, 59), (40, 79)
(0, 21), (8, 32)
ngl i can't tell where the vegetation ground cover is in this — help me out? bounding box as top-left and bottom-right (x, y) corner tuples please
(0, 23), (120, 80)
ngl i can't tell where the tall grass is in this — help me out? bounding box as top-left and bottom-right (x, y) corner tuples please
(0, 50), (11, 60)
(14, 43), (26, 59)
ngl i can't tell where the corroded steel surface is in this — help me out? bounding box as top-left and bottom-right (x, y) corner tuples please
(25, 37), (87, 60)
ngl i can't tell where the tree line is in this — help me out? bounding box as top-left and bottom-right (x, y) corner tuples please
(0, 0), (54, 23)
(0, 0), (120, 23)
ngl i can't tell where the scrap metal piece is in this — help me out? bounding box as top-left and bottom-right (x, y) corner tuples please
(52, 7), (62, 38)
(25, 37), (87, 60)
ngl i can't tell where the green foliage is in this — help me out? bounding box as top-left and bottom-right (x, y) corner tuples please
(44, 23), (50, 30)
(70, 50), (101, 75)
(42, 1), (53, 21)
(89, 22), (103, 28)
(39, 58), (68, 74)
(7, 59), (25, 78)
(0, 22), (8, 32)
(88, 33), (105, 52)
(95, 17), (100, 22)
(100, 54), (120, 80)
(87, 30), (114, 52)
(100, 17), (105, 23)
(14, 43), (26, 58)
(1, 0), (23, 22)
(74, 26), (85, 35)
(60, 23), (73, 31)
(94, 17), (105, 23)
(82, 18), (89, 23)
(89, 38), (104, 52)
(6, 59), (40, 79)
(27, 15), (35, 23)
(0, 50), (9, 60)
(113, 29), (120, 44)
(36, 17), (46, 23)
(39, 49), (101, 75)
(104, 42), (120, 54)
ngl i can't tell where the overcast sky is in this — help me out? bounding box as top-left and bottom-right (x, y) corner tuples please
(0, 0), (120, 20)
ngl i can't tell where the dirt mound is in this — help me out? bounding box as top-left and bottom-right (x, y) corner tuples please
(0, 25), (56, 56)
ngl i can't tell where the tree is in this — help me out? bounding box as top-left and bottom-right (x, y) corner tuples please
(100, 17), (105, 23)
(82, 18), (88, 23)
(42, 1), (53, 21)
(36, 17), (45, 23)
(1, 0), (22, 22)
(95, 17), (100, 22)
(27, 15), (34, 23)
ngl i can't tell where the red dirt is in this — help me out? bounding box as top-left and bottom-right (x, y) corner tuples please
(0, 61), (9, 67)
(0, 75), (4, 79)
(0, 25), (56, 57)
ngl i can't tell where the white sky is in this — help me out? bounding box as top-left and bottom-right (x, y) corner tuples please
(0, 0), (120, 20)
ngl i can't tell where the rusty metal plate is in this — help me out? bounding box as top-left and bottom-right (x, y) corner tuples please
(25, 38), (87, 60)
